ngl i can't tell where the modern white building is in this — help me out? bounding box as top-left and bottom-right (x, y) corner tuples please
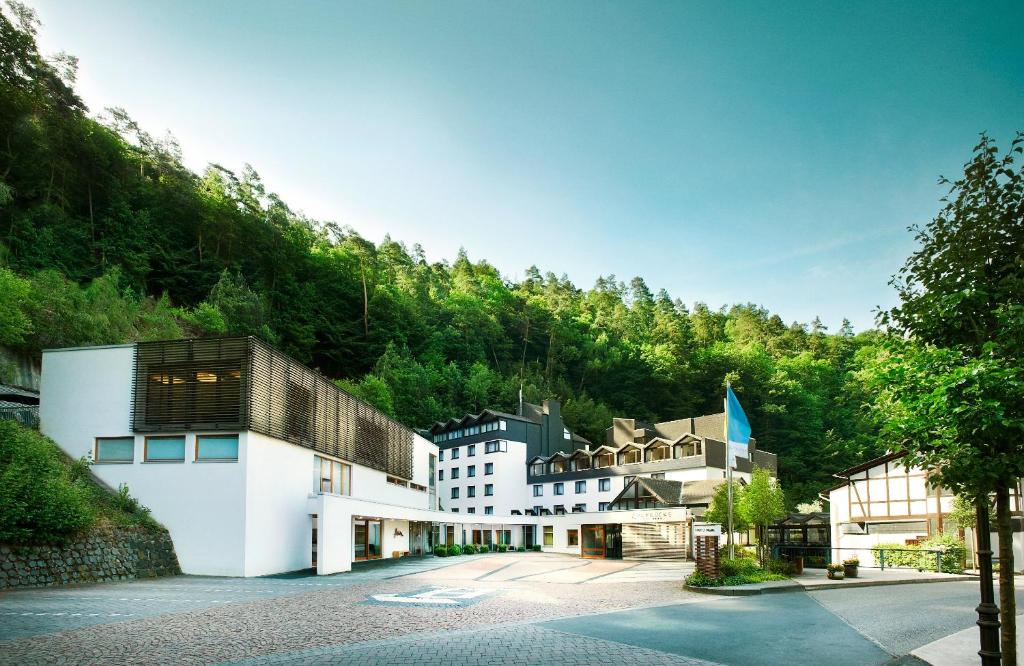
(825, 451), (1023, 571)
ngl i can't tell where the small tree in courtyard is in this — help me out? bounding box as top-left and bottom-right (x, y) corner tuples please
(738, 467), (786, 565)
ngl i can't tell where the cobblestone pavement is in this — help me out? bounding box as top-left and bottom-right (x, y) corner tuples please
(0, 554), (703, 665)
(223, 623), (722, 666)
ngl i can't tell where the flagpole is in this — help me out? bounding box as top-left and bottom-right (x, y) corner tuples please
(725, 381), (734, 560)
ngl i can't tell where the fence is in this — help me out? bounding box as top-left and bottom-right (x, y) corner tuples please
(772, 544), (947, 572)
(0, 406), (39, 428)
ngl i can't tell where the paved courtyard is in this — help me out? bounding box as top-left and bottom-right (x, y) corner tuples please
(0, 553), (1017, 665)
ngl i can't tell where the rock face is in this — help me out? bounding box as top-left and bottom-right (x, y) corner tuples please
(0, 526), (181, 590)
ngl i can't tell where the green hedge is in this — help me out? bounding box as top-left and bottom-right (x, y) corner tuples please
(870, 535), (966, 573)
(447, 544), (462, 556)
(477, 544), (489, 553)
(0, 421), (96, 543)
(532, 544), (542, 551)
(433, 545), (448, 557)
(463, 544), (477, 554)
(497, 544), (508, 552)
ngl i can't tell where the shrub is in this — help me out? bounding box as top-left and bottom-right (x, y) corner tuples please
(433, 545), (448, 557)
(842, 557), (860, 566)
(685, 570), (719, 587)
(765, 558), (796, 576)
(0, 421), (96, 543)
(463, 544), (477, 555)
(447, 544), (462, 556)
(497, 544), (508, 553)
(919, 533), (966, 573)
(478, 545), (489, 553)
(720, 557), (760, 578)
(532, 544), (542, 551)
(870, 542), (920, 568)
(826, 563), (845, 573)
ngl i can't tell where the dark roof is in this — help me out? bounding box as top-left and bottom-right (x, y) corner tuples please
(0, 383), (39, 408)
(680, 479), (727, 505)
(609, 477), (685, 506)
(773, 512), (830, 526)
(832, 451), (907, 479)
(428, 408), (528, 433)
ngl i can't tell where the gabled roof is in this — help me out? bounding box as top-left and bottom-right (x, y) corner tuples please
(428, 408), (526, 433)
(609, 477), (686, 506)
(568, 448), (591, 459)
(589, 444), (618, 455)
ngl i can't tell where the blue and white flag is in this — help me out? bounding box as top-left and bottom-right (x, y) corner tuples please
(726, 385), (751, 468)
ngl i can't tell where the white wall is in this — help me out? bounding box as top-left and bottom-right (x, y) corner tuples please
(439, 439), (529, 516)
(40, 346), (248, 576)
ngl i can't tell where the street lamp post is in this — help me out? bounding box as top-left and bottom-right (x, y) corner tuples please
(975, 500), (1001, 665)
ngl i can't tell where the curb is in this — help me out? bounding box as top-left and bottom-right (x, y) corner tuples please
(685, 574), (973, 596)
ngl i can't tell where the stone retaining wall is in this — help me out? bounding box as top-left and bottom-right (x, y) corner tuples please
(0, 526), (181, 590)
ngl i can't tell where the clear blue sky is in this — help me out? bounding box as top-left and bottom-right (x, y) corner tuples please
(30, 0), (1023, 330)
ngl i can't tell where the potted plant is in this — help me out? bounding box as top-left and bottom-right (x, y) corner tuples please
(826, 563), (845, 580)
(842, 557), (859, 578)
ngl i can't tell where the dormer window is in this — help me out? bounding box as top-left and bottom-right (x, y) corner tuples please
(618, 446), (642, 465)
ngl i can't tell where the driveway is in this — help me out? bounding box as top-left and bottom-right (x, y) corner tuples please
(0, 555), (1015, 665)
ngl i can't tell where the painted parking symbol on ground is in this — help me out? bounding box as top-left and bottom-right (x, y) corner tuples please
(365, 586), (497, 606)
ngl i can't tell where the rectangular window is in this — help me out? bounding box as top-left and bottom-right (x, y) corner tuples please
(468, 445), (476, 457)
(439, 469), (444, 481)
(624, 475), (635, 485)
(451, 448), (460, 459)
(452, 508), (459, 513)
(599, 502), (609, 511)
(554, 504), (565, 514)
(575, 480), (586, 493)
(650, 472), (665, 480)
(195, 434), (238, 461)
(567, 529), (579, 546)
(467, 486), (476, 498)
(533, 505), (543, 516)
(533, 484), (543, 497)
(439, 450), (445, 461)
(543, 525), (553, 546)
(499, 420), (507, 430)
(599, 478), (611, 492)
(573, 503), (586, 512)
(485, 483), (494, 496)
(467, 507), (476, 514)
(484, 506), (494, 515)
(530, 462), (546, 476)
(485, 462), (494, 475)
(451, 468), (460, 479)
(313, 455), (352, 495)
(468, 465), (476, 477)
(485, 440), (507, 453)
(95, 437), (134, 463)
(145, 436), (185, 462)
(554, 482), (564, 495)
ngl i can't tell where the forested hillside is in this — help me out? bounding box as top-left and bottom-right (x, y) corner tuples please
(0, 3), (883, 506)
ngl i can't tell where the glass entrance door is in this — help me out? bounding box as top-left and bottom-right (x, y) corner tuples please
(582, 525), (605, 558)
(354, 519), (382, 560)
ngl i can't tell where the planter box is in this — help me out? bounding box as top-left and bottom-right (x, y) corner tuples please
(843, 564), (858, 578)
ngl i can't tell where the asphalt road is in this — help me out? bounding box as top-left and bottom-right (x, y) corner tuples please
(542, 581), (1024, 666)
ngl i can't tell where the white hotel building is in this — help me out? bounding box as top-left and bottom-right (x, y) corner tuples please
(39, 336), (775, 576)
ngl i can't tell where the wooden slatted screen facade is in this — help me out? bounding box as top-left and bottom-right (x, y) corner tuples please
(132, 337), (414, 479)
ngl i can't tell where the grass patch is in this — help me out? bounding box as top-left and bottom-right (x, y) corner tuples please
(0, 421), (163, 545)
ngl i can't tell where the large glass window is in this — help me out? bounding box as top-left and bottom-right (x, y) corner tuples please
(95, 437), (134, 463)
(145, 436), (185, 462)
(572, 455), (590, 471)
(543, 525), (553, 546)
(196, 434), (238, 461)
(550, 458), (566, 474)
(619, 447), (642, 465)
(595, 452), (614, 468)
(530, 462), (545, 475)
(485, 440), (506, 453)
(567, 529), (579, 546)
